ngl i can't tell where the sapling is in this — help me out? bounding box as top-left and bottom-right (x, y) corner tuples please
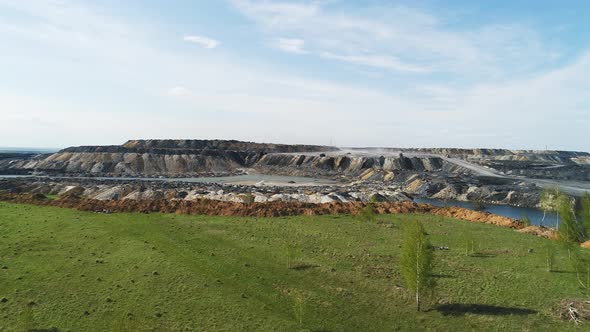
(465, 236), (476, 256)
(545, 245), (555, 272)
(292, 291), (306, 327)
(400, 220), (435, 312)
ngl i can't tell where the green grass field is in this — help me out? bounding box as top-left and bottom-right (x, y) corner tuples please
(0, 202), (588, 331)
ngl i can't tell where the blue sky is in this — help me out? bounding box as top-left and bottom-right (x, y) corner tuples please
(1, 0), (590, 151)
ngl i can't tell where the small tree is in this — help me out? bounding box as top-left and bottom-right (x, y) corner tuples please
(292, 291), (306, 328)
(578, 261), (590, 292)
(286, 242), (296, 269)
(579, 192), (590, 241)
(465, 236), (476, 256)
(545, 244), (555, 272)
(540, 187), (561, 228)
(570, 250), (590, 292)
(557, 194), (582, 244)
(400, 221), (434, 312)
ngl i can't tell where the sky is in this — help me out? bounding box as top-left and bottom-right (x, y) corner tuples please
(1, 0), (590, 151)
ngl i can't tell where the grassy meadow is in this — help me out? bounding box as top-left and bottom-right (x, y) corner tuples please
(0, 202), (588, 331)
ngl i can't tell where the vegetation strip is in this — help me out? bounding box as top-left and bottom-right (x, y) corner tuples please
(1, 202), (588, 330)
(0, 192), (526, 227)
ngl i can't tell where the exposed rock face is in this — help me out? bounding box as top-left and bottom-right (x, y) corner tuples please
(483, 161), (590, 181)
(2, 139), (585, 208)
(121, 139), (338, 153)
(394, 147), (590, 181)
(402, 175), (540, 207)
(0, 153), (50, 175)
(0, 178), (412, 204)
(0, 140), (338, 176)
(254, 153), (444, 179)
(0, 140), (450, 179)
(11, 150), (260, 175)
(394, 148), (590, 162)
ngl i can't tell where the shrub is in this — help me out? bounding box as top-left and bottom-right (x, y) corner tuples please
(359, 203), (376, 222)
(242, 193), (255, 205)
(520, 215), (531, 227)
(473, 199), (485, 211)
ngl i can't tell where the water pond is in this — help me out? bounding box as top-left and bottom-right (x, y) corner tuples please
(413, 197), (558, 228)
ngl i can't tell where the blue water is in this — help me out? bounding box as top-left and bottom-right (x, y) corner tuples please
(413, 197), (559, 228)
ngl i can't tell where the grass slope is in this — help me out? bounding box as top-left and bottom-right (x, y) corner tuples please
(0, 202), (588, 331)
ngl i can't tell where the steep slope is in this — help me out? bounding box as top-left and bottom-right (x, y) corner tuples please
(0, 140), (338, 176)
(121, 139), (338, 153)
(254, 153), (444, 179)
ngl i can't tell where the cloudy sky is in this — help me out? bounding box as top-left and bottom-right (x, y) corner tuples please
(1, 0), (590, 150)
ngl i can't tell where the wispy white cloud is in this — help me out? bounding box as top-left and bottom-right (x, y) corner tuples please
(274, 38), (307, 54)
(183, 35), (219, 49)
(231, 0), (319, 27)
(231, 0), (559, 79)
(0, 0), (588, 150)
(319, 52), (430, 73)
(167, 86), (191, 96)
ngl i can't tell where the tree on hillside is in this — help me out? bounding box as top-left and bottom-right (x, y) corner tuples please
(540, 187), (562, 229)
(400, 220), (434, 312)
(556, 193), (585, 265)
(579, 192), (590, 241)
(570, 249), (590, 292)
(557, 194), (583, 244)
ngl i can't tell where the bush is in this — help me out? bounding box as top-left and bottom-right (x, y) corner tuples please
(242, 193), (255, 205)
(472, 199), (485, 211)
(359, 203), (376, 222)
(520, 215), (531, 227)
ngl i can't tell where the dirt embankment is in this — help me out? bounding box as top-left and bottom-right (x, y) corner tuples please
(0, 193), (523, 229)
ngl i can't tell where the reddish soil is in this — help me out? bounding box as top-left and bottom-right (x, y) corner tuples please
(517, 226), (557, 239)
(0, 193), (523, 230)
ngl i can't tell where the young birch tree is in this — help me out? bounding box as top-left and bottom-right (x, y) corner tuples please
(540, 187), (561, 228)
(579, 192), (590, 241)
(400, 220), (434, 312)
(557, 194), (582, 244)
